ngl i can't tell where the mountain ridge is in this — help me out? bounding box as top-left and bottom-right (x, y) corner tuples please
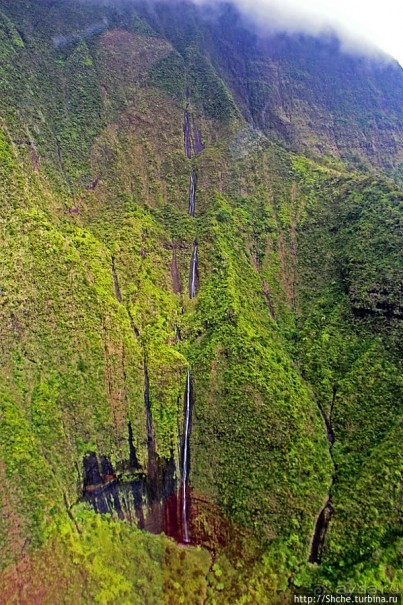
(0, 1), (401, 603)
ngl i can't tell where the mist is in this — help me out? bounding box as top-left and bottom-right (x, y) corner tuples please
(74, 0), (402, 64)
(190, 0), (400, 62)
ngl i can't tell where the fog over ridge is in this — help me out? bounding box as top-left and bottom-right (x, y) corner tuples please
(75, 0), (402, 65)
(190, 0), (399, 62)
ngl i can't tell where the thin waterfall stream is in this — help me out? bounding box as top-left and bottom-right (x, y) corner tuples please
(183, 103), (204, 159)
(183, 104), (192, 159)
(189, 240), (198, 300)
(180, 169), (199, 542)
(181, 369), (192, 543)
(188, 169), (197, 217)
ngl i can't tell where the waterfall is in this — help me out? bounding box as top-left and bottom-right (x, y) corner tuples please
(184, 105), (203, 158)
(180, 242), (198, 542)
(188, 169), (197, 217)
(183, 105), (192, 159)
(180, 241), (198, 543)
(189, 241), (198, 299)
(181, 369), (192, 543)
(179, 165), (199, 543)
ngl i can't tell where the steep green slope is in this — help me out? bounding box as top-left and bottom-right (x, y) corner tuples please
(290, 165), (402, 592)
(0, 1), (401, 603)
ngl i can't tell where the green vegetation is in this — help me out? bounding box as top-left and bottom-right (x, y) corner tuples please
(0, 0), (401, 603)
(1, 509), (211, 605)
(186, 46), (239, 121)
(289, 160), (402, 594)
(147, 50), (186, 101)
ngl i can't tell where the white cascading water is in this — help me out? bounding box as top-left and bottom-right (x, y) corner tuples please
(188, 170), (196, 217)
(181, 171), (199, 542)
(181, 369), (192, 543)
(189, 241), (198, 299)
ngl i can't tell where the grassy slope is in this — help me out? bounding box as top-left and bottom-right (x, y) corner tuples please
(0, 1), (401, 602)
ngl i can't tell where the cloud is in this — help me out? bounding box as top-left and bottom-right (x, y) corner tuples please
(74, 0), (402, 64)
(190, 0), (402, 63)
(53, 19), (109, 48)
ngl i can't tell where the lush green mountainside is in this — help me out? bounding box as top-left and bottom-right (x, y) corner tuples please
(0, 1), (401, 603)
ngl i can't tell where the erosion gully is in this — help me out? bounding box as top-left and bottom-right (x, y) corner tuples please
(309, 387), (337, 563)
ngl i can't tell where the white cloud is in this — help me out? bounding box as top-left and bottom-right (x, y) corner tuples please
(192, 0), (403, 65)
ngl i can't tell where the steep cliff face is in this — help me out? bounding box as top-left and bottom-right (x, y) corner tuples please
(136, 0), (403, 174)
(0, 1), (401, 603)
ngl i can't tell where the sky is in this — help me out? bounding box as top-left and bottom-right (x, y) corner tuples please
(193, 0), (403, 65)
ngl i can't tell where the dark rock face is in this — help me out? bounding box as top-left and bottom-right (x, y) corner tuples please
(192, 116), (204, 155)
(83, 452), (102, 488)
(183, 106), (204, 159)
(128, 422), (141, 470)
(82, 447), (178, 536)
(309, 499), (334, 564)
